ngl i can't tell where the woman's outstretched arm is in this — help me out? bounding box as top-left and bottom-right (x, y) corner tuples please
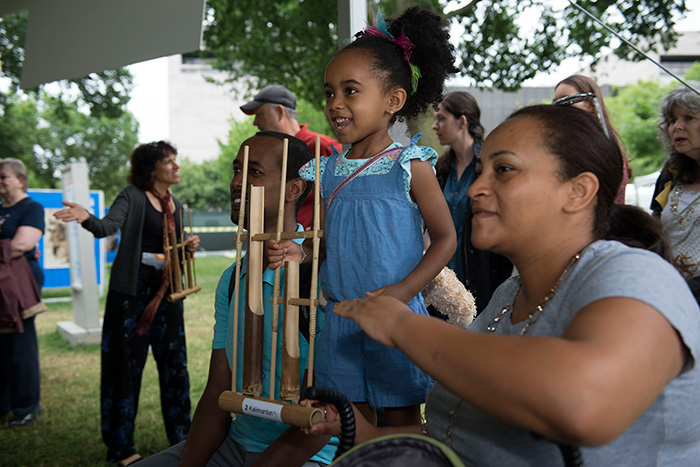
(335, 295), (687, 446)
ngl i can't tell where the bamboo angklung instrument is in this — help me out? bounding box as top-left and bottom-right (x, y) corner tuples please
(269, 138), (289, 399)
(231, 146), (249, 394)
(165, 206), (201, 302)
(218, 140), (325, 427)
(242, 185), (265, 397)
(279, 260), (300, 403)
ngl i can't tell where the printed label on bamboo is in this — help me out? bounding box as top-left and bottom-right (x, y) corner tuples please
(242, 398), (283, 422)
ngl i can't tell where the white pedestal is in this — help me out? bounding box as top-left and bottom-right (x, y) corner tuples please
(57, 319), (102, 346)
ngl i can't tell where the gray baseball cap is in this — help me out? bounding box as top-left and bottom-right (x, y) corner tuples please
(240, 84), (297, 115)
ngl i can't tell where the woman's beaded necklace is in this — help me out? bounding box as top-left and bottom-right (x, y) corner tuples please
(426, 251), (582, 446)
(487, 252), (582, 336)
(670, 183), (696, 230)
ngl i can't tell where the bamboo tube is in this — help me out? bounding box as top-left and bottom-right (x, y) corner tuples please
(179, 209), (191, 289)
(164, 214), (175, 296)
(279, 260), (300, 403)
(306, 136), (322, 388)
(269, 138), (289, 399)
(218, 391), (324, 428)
(168, 286), (201, 301)
(188, 208), (198, 286)
(231, 146), (249, 393)
(168, 226), (183, 295)
(250, 231), (322, 241)
(183, 208), (193, 289)
(242, 186), (264, 397)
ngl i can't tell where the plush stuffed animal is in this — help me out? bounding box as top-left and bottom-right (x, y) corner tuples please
(422, 267), (476, 329)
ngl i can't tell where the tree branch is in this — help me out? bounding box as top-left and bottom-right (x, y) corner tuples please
(445, 0), (482, 18)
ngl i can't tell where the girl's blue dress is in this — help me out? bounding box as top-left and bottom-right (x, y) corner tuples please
(300, 135), (435, 406)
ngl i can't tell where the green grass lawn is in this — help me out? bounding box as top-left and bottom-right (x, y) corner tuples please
(3, 256), (235, 467)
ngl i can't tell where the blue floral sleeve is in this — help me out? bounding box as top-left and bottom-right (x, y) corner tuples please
(299, 153), (331, 183)
(398, 133), (438, 194)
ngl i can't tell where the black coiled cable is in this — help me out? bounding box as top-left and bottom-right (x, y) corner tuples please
(305, 386), (356, 460)
(557, 443), (584, 467)
(532, 432), (584, 467)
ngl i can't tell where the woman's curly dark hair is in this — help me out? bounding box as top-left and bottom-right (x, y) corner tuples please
(127, 141), (177, 190)
(341, 7), (457, 123)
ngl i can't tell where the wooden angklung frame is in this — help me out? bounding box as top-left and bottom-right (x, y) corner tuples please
(164, 207), (201, 302)
(218, 137), (325, 428)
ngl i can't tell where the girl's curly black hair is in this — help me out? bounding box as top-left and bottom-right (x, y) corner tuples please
(341, 7), (457, 123)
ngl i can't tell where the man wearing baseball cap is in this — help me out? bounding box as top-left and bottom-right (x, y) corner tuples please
(241, 85), (340, 229)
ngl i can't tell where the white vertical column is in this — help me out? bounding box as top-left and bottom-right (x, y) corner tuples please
(57, 162), (102, 345)
(337, 0), (367, 46)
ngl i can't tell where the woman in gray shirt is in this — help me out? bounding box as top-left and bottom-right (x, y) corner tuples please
(312, 105), (700, 466)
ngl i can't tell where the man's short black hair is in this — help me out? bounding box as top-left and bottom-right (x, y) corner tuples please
(252, 131), (313, 215)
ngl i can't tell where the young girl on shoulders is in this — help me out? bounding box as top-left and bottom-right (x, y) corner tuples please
(269, 7), (457, 428)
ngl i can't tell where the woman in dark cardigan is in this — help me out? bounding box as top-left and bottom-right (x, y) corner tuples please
(55, 141), (199, 466)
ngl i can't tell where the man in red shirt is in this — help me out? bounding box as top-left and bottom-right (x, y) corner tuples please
(241, 84), (340, 229)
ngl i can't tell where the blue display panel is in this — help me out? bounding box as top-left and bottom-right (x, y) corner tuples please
(27, 189), (104, 289)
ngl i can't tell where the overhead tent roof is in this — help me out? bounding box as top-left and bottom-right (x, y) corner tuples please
(3, 0), (206, 89)
(2, 0), (365, 89)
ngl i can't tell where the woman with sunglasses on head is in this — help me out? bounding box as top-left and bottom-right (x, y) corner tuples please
(432, 92), (512, 313)
(309, 104), (700, 465)
(651, 84), (700, 304)
(54, 142), (199, 467)
(553, 75), (630, 204)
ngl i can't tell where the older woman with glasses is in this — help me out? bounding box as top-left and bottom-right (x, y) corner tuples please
(651, 83), (700, 304)
(54, 141), (199, 467)
(553, 75), (630, 204)
(0, 158), (45, 429)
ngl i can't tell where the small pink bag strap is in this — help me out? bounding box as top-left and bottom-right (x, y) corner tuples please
(326, 146), (403, 210)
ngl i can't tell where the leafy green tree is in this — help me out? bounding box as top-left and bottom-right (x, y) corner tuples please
(202, 0), (687, 102)
(607, 80), (674, 176)
(0, 11), (138, 202)
(0, 93), (40, 177)
(172, 116), (258, 212)
(685, 61), (700, 81)
(217, 116), (258, 185)
(189, 97), (334, 212)
(30, 91), (139, 201)
(172, 157), (231, 211)
(607, 64), (700, 177)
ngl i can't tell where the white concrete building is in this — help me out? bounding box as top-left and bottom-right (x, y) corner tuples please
(166, 54), (249, 163)
(588, 31), (700, 86)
